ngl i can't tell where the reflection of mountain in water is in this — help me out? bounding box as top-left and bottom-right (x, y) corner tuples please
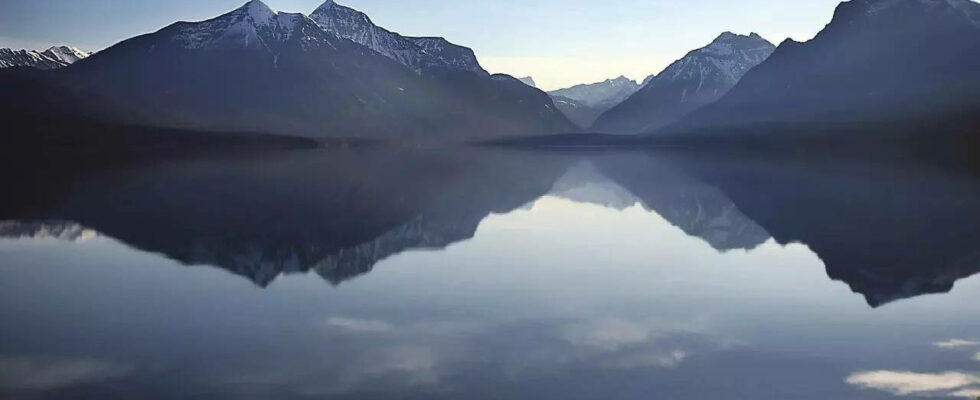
(3, 147), (979, 307)
(672, 155), (980, 307)
(3, 148), (568, 287)
(549, 162), (641, 210)
(590, 155), (771, 251)
(0, 220), (97, 242)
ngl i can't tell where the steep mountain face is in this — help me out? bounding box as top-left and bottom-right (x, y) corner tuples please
(407, 36), (485, 74)
(309, 0), (485, 74)
(666, 0), (980, 137)
(46, 0), (572, 141)
(547, 76), (641, 129)
(593, 33), (774, 134)
(0, 46), (90, 70)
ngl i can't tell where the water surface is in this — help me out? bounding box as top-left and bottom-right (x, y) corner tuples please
(1, 148), (979, 399)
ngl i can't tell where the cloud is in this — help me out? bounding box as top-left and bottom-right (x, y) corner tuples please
(847, 371), (980, 396)
(935, 339), (980, 349)
(609, 350), (687, 369)
(953, 388), (980, 398)
(0, 357), (130, 390)
(561, 319), (652, 351)
(324, 317), (393, 333)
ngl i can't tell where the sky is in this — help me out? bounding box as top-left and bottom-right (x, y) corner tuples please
(0, 0), (843, 90)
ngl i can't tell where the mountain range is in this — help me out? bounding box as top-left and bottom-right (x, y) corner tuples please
(592, 33), (775, 134)
(0, 0), (574, 143)
(2, 0), (979, 151)
(0, 46), (91, 70)
(547, 76), (641, 128)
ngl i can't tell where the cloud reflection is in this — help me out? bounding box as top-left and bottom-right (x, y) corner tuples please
(324, 317), (394, 333)
(0, 357), (130, 390)
(935, 339), (980, 349)
(847, 371), (980, 397)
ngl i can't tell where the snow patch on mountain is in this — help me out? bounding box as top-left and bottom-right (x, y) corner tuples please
(44, 46), (91, 64)
(656, 32), (774, 90)
(170, 1), (331, 54)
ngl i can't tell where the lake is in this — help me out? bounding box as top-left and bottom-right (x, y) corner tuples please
(1, 147), (979, 399)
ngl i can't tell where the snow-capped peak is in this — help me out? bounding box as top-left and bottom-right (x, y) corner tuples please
(43, 46), (91, 64)
(241, 0), (276, 26)
(168, 2), (333, 54)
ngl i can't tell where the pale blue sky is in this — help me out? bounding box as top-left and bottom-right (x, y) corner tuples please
(0, 0), (843, 90)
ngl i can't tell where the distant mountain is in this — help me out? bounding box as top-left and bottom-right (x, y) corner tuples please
(549, 76), (640, 109)
(593, 33), (774, 134)
(309, 0), (485, 74)
(665, 0), (980, 140)
(0, 46), (90, 70)
(24, 0), (573, 142)
(517, 76), (537, 87)
(547, 76), (640, 128)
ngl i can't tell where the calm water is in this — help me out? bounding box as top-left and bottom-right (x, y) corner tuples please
(1, 148), (979, 399)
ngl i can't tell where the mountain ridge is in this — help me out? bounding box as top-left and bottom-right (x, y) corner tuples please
(3, 0), (575, 143)
(0, 46), (91, 70)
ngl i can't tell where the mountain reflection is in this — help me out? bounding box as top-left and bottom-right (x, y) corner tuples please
(2, 147), (978, 307)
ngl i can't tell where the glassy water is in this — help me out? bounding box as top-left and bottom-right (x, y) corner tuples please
(1, 148), (979, 400)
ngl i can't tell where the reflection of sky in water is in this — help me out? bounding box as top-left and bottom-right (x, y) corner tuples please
(1, 195), (980, 399)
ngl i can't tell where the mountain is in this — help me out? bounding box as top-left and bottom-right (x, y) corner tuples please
(547, 76), (641, 128)
(592, 33), (774, 134)
(664, 0), (980, 141)
(309, 0), (485, 74)
(0, 46), (90, 70)
(549, 76), (640, 109)
(27, 1), (573, 142)
(517, 76), (537, 87)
